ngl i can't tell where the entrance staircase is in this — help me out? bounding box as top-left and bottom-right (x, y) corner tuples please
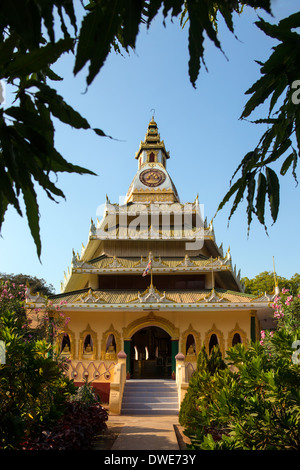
(121, 380), (179, 415)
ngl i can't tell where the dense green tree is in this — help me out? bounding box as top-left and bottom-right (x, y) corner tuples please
(4, 0), (297, 258)
(0, 272), (55, 296)
(242, 271), (300, 296)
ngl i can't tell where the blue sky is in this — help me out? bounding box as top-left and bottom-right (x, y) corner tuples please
(1, 1), (299, 293)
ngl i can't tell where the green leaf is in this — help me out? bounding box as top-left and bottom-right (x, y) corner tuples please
(246, 171), (256, 231)
(36, 84), (90, 130)
(215, 178), (243, 215)
(255, 172), (267, 226)
(22, 180), (41, 259)
(269, 75), (288, 115)
(280, 153), (294, 176)
(3, 38), (74, 79)
(241, 73), (277, 119)
(74, 1), (124, 85)
(121, 0), (144, 49)
(265, 167), (280, 223)
(186, 0), (223, 87)
(1, 0), (41, 50)
(4, 106), (51, 135)
(228, 177), (247, 223)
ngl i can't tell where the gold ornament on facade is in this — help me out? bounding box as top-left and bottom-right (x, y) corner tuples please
(227, 323), (247, 350)
(204, 323), (225, 357)
(79, 324), (98, 360)
(139, 168), (166, 187)
(181, 324), (201, 361)
(101, 325), (121, 361)
(123, 312), (179, 341)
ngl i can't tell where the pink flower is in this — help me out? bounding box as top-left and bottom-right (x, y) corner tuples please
(282, 288), (289, 294)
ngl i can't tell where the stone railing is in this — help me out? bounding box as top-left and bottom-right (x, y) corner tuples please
(67, 359), (116, 383)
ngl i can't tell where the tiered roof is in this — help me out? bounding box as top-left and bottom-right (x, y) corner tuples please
(58, 118), (247, 296)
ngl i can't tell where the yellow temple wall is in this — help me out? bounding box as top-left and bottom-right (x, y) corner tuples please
(60, 307), (254, 363)
(58, 307), (257, 402)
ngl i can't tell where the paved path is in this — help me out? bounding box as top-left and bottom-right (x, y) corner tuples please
(107, 414), (180, 450)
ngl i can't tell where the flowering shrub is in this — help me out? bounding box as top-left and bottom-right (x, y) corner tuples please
(0, 280), (76, 449)
(181, 288), (300, 450)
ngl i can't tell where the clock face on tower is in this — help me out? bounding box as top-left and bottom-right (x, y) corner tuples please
(139, 169), (166, 187)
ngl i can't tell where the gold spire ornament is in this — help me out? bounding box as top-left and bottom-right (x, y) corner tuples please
(273, 256), (280, 295)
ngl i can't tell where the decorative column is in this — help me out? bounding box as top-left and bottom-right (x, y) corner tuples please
(123, 340), (131, 376)
(171, 339), (179, 377)
(175, 352), (188, 405)
(109, 351), (127, 415)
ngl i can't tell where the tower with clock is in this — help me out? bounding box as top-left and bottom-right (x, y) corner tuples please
(125, 116), (180, 203)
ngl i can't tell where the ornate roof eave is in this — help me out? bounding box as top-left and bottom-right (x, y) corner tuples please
(97, 200), (202, 215)
(60, 251), (243, 293)
(135, 140), (170, 160)
(48, 298), (274, 311)
(49, 286), (277, 309)
(57, 304), (272, 311)
(73, 256), (232, 271)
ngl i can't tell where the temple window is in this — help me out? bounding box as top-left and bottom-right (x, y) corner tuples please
(61, 333), (71, 354)
(106, 334), (116, 354)
(232, 333), (242, 346)
(83, 334), (93, 354)
(209, 333), (219, 353)
(186, 334), (196, 356)
(149, 152), (155, 163)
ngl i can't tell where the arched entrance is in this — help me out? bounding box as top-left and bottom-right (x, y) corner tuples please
(130, 326), (172, 379)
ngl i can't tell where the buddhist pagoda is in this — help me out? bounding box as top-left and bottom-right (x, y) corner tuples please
(26, 118), (275, 412)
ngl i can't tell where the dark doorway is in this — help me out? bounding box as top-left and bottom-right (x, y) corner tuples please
(130, 326), (172, 379)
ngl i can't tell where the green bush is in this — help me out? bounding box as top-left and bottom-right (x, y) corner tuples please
(180, 289), (300, 450)
(70, 379), (101, 406)
(0, 280), (76, 449)
(179, 345), (226, 429)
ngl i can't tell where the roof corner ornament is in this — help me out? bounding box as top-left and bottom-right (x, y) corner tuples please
(89, 218), (96, 236)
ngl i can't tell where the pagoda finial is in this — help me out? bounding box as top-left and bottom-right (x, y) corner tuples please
(150, 108), (155, 120)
